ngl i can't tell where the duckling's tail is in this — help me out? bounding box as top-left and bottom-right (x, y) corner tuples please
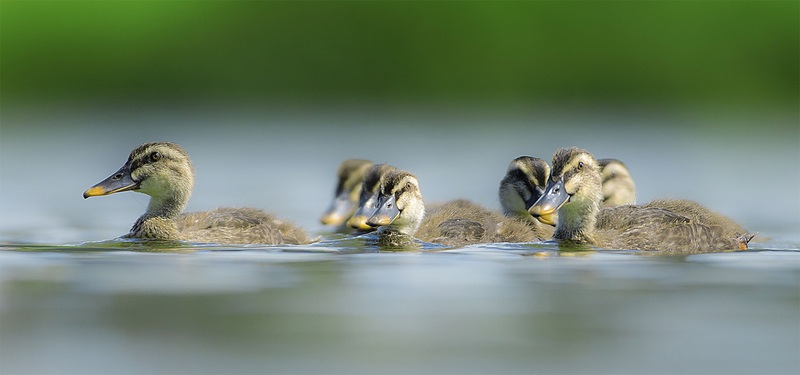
(736, 232), (759, 250)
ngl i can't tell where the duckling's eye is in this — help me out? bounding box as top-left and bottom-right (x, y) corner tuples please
(578, 161), (584, 170)
(150, 152), (161, 162)
(405, 182), (413, 190)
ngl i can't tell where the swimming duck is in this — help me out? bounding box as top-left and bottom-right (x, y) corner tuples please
(498, 156), (554, 240)
(499, 156), (637, 229)
(83, 141), (311, 245)
(319, 159), (373, 227)
(347, 163), (398, 231)
(598, 158), (636, 207)
(366, 169), (539, 247)
(528, 147), (754, 252)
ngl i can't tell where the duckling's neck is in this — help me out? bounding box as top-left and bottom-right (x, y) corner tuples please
(129, 190), (190, 239)
(499, 191), (531, 222)
(378, 203), (425, 237)
(147, 191), (189, 218)
(378, 213), (424, 237)
(553, 195), (599, 244)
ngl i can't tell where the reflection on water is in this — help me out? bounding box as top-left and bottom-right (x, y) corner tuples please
(1, 106), (799, 374)
(1, 245), (798, 374)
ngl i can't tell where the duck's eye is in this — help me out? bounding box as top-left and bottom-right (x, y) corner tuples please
(150, 152), (161, 162)
(578, 161), (584, 170)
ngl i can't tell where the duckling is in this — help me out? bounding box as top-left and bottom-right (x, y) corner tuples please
(83, 141), (311, 245)
(366, 170), (539, 247)
(319, 159), (373, 228)
(598, 158), (636, 207)
(499, 156), (636, 229)
(498, 156), (554, 240)
(347, 163), (398, 231)
(529, 147), (754, 252)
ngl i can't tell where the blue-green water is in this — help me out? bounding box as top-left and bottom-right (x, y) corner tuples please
(1, 106), (798, 374)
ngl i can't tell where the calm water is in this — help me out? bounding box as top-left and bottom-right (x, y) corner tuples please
(1, 105), (799, 374)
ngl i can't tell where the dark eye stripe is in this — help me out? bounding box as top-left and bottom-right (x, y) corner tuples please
(130, 159), (144, 172)
(130, 151), (170, 172)
(508, 168), (538, 192)
(395, 185), (406, 200)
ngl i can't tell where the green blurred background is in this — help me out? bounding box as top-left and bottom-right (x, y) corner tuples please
(1, 0), (797, 123)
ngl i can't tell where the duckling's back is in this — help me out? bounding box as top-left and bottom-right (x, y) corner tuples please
(178, 207), (311, 245)
(606, 208), (742, 252)
(594, 200), (750, 252)
(415, 199), (539, 247)
(643, 198), (747, 236)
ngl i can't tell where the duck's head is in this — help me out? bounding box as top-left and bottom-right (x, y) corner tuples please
(529, 147), (602, 226)
(366, 170), (424, 235)
(84, 142), (194, 205)
(597, 158), (636, 206)
(348, 163), (398, 230)
(498, 156), (555, 225)
(319, 159), (373, 225)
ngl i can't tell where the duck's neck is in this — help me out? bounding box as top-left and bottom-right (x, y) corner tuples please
(129, 189), (190, 239)
(147, 190), (189, 218)
(499, 181), (549, 232)
(379, 202), (425, 237)
(378, 215), (423, 237)
(553, 195), (599, 244)
(500, 194), (533, 223)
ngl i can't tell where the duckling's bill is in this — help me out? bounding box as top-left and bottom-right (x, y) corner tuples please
(529, 178), (568, 226)
(348, 207), (374, 230)
(348, 193), (380, 230)
(348, 215), (371, 230)
(83, 166), (138, 198)
(525, 185), (558, 225)
(319, 191), (355, 225)
(366, 195), (399, 227)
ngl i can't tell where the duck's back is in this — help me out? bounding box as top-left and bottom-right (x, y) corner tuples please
(415, 199), (539, 247)
(595, 201), (746, 252)
(643, 198), (747, 236)
(177, 207), (311, 245)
